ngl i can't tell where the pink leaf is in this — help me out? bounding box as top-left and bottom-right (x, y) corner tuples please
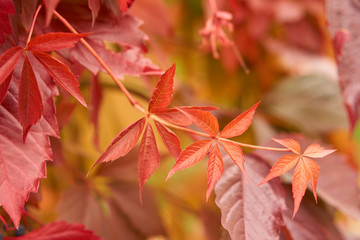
(219, 140), (247, 179)
(272, 138), (301, 154)
(206, 144), (223, 201)
(0, 83), (52, 228)
(4, 221), (102, 240)
(18, 56), (43, 141)
(0, 0), (15, 44)
(0, 72), (12, 104)
(138, 123), (160, 202)
(155, 106), (218, 126)
(42, 0), (61, 26)
(27, 32), (89, 52)
(215, 155), (285, 240)
(31, 51), (87, 107)
(219, 101), (260, 138)
(154, 120), (181, 159)
(179, 108), (219, 137)
(303, 144), (336, 158)
(0, 47), (23, 85)
(148, 63), (175, 113)
(88, 0), (100, 27)
(89, 118), (146, 173)
(166, 139), (213, 180)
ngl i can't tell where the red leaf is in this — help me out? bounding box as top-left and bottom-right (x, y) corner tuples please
(215, 155), (285, 240)
(292, 159), (310, 218)
(88, 0), (100, 27)
(219, 140), (247, 179)
(0, 0), (15, 44)
(138, 123), (160, 202)
(154, 120), (181, 158)
(0, 83), (52, 228)
(148, 63), (175, 113)
(0, 47), (23, 85)
(27, 32), (89, 52)
(166, 139), (213, 180)
(18, 56), (43, 141)
(0, 72), (12, 104)
(89, 118), (146, 173)
(206, 144), (223, 200)
(303, 144), (336, 158)
(42, 0), (61, 26)
(71, 40), (160, 80)
(259, 154), (299, 185)
(31, 51), (87, 107)
(179, 108), (219, 137)
(155, 106), (218, 126)
(272, 138), (301, 154)
(4, 221), (102, 240)
(219, 101), (260, 138)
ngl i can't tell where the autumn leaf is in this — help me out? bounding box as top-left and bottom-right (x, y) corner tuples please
(42, 0), (61, 26)
(0, 47), (23, 85)
(18, 55), (43, 141)
(117, 0), (135, 12)
(138, 123), (160, 202)
(148, 63), (175, 113)
(3, 221), (102, 240)
(219, 140), (247, 179)
(88, 0), (100, 27)
(206, 144), (223, 200)
(178, 108), (219, 137)
(89, 117), (146, 173)
(215, 155), (286, 240)
(259, 138), (336, 217)
(219, 101), (260, 138)
(31, 51), (87, 107)
(166, 139), (214, 181)
(154, 120), (181, 158)
(26, 32), (89, 52)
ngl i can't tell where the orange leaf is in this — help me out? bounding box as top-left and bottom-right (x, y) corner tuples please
(259, 155), (299, 185)
(206, 144), (223, 200)
(272, 138), (301, 154)
(178, 108), (219, 137)
(89, 118), (146, 174)
(148, 63), (175, 113)
(303, 157), (319, 202)
(154, 120), (181, 159)
(292, 160), (308, 218)
(220, 140), (247, 179)
(138, 123), (160, 202)
(219, 101), (259, 138)
(166, 139), (213, 180)
(303, 144), (336, 158)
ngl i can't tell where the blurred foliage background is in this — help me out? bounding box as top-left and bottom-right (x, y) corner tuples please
(21, 0), (360, 239)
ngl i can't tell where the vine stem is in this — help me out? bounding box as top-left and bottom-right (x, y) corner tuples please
(26, 5), (42, 45)
(53, 10), (146, 114)
(54, 9), (288, 153)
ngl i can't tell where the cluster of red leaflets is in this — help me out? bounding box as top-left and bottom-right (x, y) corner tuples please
(0, 32), (88, 140)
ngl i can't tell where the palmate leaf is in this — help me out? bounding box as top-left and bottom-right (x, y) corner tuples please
(0, 0), (14, 44)
(178, 108), (219, 137)
(3, 221), (102, 240)
(260, 138), (335, 217)
(26, 32), (89, 52)
(219, 140), (247, 179)
(206, 144), (223, 200)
